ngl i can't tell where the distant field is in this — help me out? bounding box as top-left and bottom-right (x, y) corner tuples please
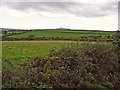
(7, 30), (115, 39)
(0, 34), (2, 36)
(2, 41), (72, 65)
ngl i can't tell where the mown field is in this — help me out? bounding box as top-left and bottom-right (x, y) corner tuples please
(7, 30), (115, 39)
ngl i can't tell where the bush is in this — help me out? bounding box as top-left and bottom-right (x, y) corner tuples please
(2, 42), (120, 89)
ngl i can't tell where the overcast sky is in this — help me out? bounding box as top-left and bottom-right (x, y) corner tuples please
(0, 0), (119, 31)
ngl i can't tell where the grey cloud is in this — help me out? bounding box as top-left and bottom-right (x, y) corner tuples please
(2, 1), (118, 17)
(73, 3), (117, 17)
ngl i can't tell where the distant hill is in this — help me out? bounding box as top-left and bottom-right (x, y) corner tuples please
(0, 28), (117, 32)
(55, 27), (71, 30)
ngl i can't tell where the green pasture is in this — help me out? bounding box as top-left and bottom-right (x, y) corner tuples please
(2, 41), (72, 65)
(2, 40), (109, 66)
(8, 30), (115, 39)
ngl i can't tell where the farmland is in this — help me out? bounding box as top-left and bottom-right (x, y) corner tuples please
(2, 41), (71, 65)
(2, 29), (120, 89)
(2, 29), (116, 66)
(4, 30), (115, 39)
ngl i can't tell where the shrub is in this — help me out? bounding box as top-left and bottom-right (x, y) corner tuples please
(2, 42), (120, 89)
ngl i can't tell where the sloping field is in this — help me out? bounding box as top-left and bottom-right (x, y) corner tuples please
(8, 30), (115, 39)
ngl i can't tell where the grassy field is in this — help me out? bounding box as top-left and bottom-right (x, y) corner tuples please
(2, 40), (108, 66)
(7, 30), (115, 39)
(2, 29), (116, 66)
(2, 41), (72, 65)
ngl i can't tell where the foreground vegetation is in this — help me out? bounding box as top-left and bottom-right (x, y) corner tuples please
(2, 41), (120, 89)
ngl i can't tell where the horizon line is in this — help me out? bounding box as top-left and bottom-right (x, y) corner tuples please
(0, 27), (117, 32)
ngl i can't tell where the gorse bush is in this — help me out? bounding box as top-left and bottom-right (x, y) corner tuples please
(2, 42), (120, 89)
(49, 42), (120, 88)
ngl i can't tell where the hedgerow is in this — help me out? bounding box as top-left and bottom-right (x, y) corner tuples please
(2, 42), (120, 89)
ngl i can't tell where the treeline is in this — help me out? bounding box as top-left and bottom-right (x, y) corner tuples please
(2, 30), (29, 36)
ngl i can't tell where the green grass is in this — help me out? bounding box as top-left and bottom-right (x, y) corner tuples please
(8, 30), (115, 39)
(2, 41), (72, 65)
(2, 40), (108, 66)
(0, 34), (2, 36)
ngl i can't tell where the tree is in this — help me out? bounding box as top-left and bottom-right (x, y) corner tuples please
(27, 35), (35, 40)
(116, 30), (120, 38)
